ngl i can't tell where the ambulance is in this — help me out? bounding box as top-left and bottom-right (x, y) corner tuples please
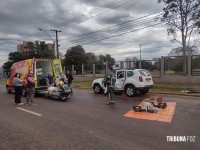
(6, 58), (62, 96)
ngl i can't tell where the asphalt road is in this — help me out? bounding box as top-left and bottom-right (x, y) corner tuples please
(0, 84), (199, 150)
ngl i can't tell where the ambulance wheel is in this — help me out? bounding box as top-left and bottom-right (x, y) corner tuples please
(22, 87), (27, 97)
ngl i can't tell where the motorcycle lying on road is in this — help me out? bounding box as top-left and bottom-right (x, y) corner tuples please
(47, 84), (71, 102)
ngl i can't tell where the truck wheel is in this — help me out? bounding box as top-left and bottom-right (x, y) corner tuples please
(6, 86), (11, 93)
(22, 87), (27, 97)
(93, 84), (102, 94)
(125, 85), (136, 97)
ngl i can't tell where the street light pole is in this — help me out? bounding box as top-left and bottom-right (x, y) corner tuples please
(51, 29), (61, 58)
(38, 28), (56, 57)
(38, 28), (61, 58)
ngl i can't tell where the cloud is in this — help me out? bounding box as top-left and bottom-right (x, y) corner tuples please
(0, 0), (192, 67)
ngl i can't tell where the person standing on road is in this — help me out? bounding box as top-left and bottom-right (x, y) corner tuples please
(14, 73), (24, 105)
(105, 67), (116, 105)
(26, 71), (36, 105)
(66, 70), (73, 94)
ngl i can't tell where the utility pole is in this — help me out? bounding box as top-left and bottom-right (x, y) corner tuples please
(139, 44), (142, 69)
(51, 29), (61, 58)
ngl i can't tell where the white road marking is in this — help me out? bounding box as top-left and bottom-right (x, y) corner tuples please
(16, 107), (42, 117)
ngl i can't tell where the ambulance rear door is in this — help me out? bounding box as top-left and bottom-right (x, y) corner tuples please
(51, 58), (63, 86)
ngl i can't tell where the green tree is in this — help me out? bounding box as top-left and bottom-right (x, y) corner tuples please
(168, 46), (199, 73)
(158, 0), (200, 74)
(136, 60), (153, 70)
(63, 45), (88, 74)
(85, 52), (98, 65)
(168, 46), (199, 56)
(2, 52), (24, 70)
(191, 56), (200, 73)
(23, 41), (55, 59)
(84, 52), (98, 74)
(97, 54), (115, 67)
(63, 45), (88, 66)
(169, 57), (184, 74)
(2, 61), (13, 71)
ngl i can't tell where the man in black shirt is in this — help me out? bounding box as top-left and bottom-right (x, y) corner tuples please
(105, 67), (116, 105)
(66, 71), (73, 94)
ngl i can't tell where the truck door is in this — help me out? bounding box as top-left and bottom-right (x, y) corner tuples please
(115, 70), (126, 90)
(51, 58), (63, 86)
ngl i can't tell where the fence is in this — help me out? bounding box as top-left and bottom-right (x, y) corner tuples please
(2, 55), (198, 84)
(62, 59), (161, 81)
(164, 56), (187, 75)
(63, 64), (107, 81)
(153, 55), (200, 84)
(191, 55), (200, 76)
(63, 55), (200, 84)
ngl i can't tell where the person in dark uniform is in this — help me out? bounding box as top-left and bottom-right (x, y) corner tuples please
(47, 74), (54, 86)
(105, 67), (116, 105)
(14, 73), (23, 105)
(66, 71), (73, 94)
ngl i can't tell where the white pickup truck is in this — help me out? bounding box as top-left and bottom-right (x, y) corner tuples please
(92, 69), (153, 97)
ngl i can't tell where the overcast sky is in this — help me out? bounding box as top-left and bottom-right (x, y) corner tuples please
(0, 0), (196, 66)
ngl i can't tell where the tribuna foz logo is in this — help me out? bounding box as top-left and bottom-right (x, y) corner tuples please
(166, 136), (195, 142)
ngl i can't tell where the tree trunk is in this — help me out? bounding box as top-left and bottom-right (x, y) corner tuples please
(180, 0), (187, 75)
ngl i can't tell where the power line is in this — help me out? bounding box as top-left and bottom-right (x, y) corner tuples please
(59, 22), (163, 49)
(59, 17), (162, 47)
(38, 28), (55, 42)
(69, 14), (162, 44)
(82, 22), (163, 45)
(59, 12), (163, 47)
(59, 10), (198, 47)
(0, 0), (132, 44)
(54, 0), (132, 28)
(34, 0), (132, 40)
(59, 11), (162, 41)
